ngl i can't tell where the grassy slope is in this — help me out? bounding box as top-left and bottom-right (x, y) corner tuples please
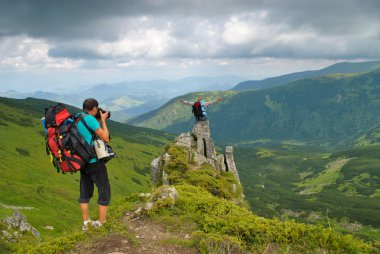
(0, 97), (173, 240)
(27, 144), (378, 254)
(234, 145), (380, 241)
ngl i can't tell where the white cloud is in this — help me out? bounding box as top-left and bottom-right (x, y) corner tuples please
(223, 17), (255, 45)
(0, 36), (82, 70)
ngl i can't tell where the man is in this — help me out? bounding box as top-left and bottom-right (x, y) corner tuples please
(178, 96), (223, 121)
(76, 98), (111, 230)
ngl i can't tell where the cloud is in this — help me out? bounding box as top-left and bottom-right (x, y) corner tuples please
(0, 0), (379, 76)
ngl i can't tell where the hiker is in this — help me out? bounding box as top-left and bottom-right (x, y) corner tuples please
(178, 96), (223, 121)
(76, 98), (111, 230)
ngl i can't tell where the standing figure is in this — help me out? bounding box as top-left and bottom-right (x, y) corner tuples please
(76, 98), (111, 230)
(178, 96), (222, 121)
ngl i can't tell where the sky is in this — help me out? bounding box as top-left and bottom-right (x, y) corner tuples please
(0, 0), (379, 92)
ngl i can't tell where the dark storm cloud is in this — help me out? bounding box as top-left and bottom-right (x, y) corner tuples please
(263, 0), (380, 35)
(0, 0), (379, 60)
(0, 0), (258, 39)
(48, 46), (107, 59)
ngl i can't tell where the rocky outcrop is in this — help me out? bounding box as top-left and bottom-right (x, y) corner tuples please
(133, 186), (179, 216)
(150, 120), (241, 186)
(2, 210), (40, 242)
(225, 146), (240, 182)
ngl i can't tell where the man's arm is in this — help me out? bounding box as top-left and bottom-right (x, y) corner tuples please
(178, 99), (195, 106)
(205, 98), (223, 107)
(95, 111), (110, 143)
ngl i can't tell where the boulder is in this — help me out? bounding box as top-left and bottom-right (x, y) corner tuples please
(153, 186), (179, 204)
(3, 210), (40, 240)
(150, 156), (162, 186)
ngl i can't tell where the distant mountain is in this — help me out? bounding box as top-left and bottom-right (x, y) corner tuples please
(130, 68), (380, 148)
(233, 60), (380, 91)
(1, 75), (244, 122)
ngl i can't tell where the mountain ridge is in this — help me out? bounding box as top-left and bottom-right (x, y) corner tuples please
(130, 68), (380, 149)
(233, 60), (380, 91)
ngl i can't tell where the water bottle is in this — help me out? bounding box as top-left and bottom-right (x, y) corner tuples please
(41, 117), (47, 134)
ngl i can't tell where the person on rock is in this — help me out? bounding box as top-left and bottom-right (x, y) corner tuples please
(178, 96), (222, 122)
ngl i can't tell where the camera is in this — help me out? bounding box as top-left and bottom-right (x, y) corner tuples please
(95, 108), (111, 119)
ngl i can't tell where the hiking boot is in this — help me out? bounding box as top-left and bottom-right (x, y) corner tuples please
(91, 220), (103, 228)
(82, 219), (93, 231)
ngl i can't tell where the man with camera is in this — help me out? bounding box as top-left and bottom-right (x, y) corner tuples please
(76, 98), (111, 230)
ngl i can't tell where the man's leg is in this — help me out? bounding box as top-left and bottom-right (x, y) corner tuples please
(78, 168), (94, 224)
(98, 205), (108, 223)
(80, 203), (90, 221)
(91, 161), (111, 224)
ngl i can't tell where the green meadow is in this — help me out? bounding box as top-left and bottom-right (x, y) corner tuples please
(234, 145), (380, 241)
(0, 97), (173, 240)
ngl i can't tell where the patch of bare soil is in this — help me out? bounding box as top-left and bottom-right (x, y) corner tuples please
(70, 214), (198, 254)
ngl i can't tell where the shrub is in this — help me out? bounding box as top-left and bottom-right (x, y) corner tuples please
(163, 145), (190, 183)
(150, 184), (375, 253)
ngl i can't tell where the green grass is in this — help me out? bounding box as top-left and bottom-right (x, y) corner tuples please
(0, 98), (172, 243)
(234, 145), (380, 242)
(13, 127), (380, 253)
(296, 158), (351, 194)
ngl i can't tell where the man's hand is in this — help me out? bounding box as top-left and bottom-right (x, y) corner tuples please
(100, 111), (109, 121)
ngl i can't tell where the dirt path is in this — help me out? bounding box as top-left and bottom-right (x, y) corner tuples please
(71, 214), (198, 254)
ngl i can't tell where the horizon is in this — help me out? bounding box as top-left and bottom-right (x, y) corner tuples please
(1, 0), (379, 92)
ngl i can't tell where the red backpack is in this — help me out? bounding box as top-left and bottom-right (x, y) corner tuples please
(44, 104), (95, 173)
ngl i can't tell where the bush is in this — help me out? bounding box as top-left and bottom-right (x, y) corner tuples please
(151, 184), (375, 253)
(163, 145), (190, 183)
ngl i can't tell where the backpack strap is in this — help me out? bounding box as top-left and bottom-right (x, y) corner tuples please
(77, 114), (97, 141)
(78, 113), (112, 141)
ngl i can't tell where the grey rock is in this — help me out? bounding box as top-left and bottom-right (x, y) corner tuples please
(19, 221), (31, 232)
(163, 153), (172, 163)
(207, 158), (217, 168)
(175, 132), (192, 149)
(2, 230), (12, 239)
(204, 137), (217, 161)
(225, 146), (240, 182)
(144, 202), (154, 211)
(193, 152), (209, 166)
(196, 138), (204, 155)
(191, 120), (211, 139)
(151, 155), (162, 186)
(138, 193), (151, 199)
(134, 207), (143, 215)
(216, 154), (226, 172)
(3, 210), (40, 240)
(43, 225), (55, 230)
(153, 186), (179, 205)
(4, 210), (26, 229)
(31, 228), (40, 238)
(162, 170), (170, 185)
